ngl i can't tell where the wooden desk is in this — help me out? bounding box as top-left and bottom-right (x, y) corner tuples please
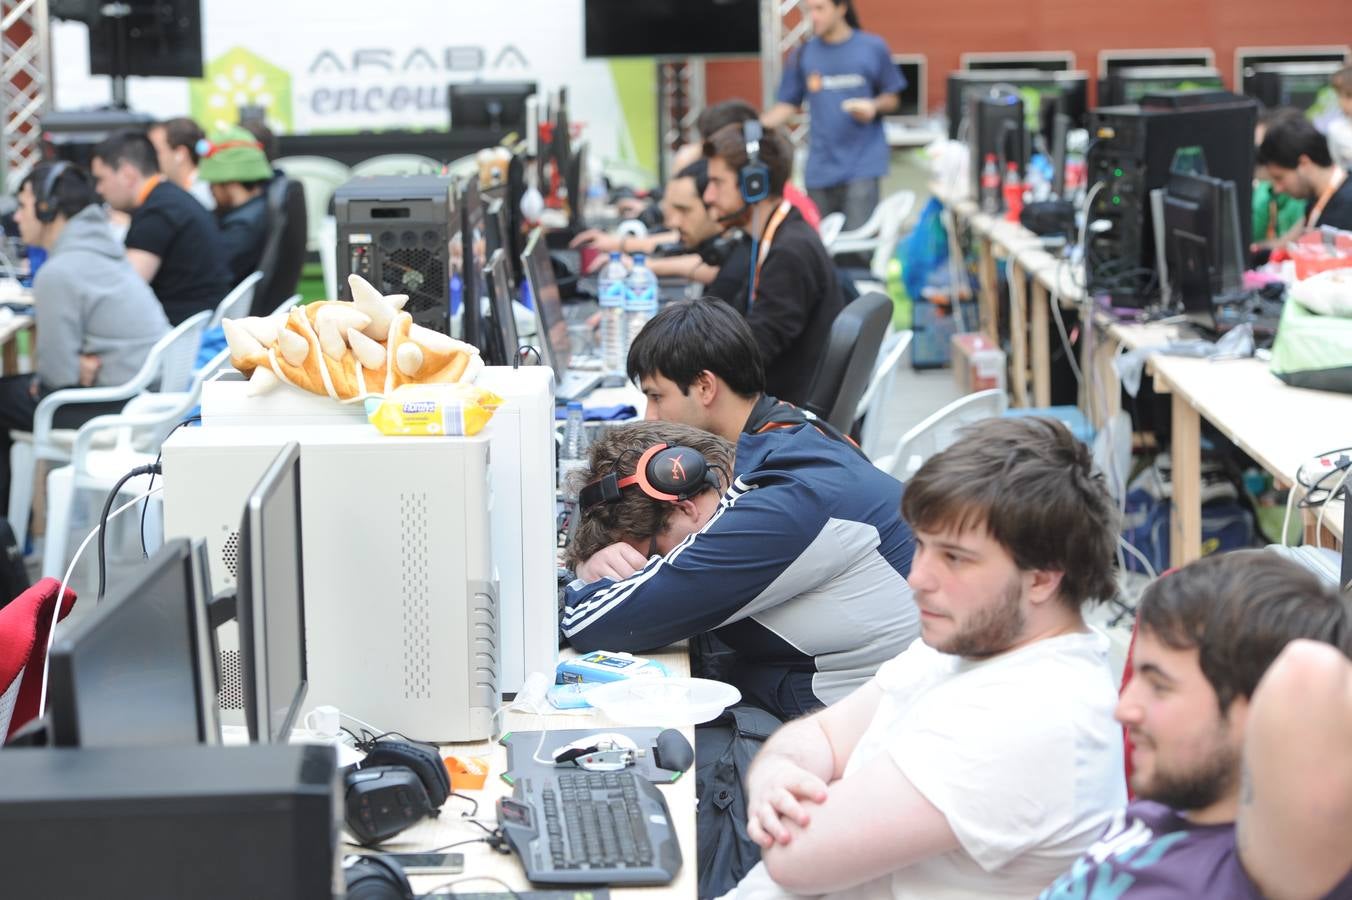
(0, 310), (34, 375)
(378, 645), (697, 898)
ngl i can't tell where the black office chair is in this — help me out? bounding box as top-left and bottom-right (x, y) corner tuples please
(251, 175), (308, 315)
(803, 291), (892, 434)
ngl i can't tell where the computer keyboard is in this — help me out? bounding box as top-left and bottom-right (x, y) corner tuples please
(496, 769), (682, 886)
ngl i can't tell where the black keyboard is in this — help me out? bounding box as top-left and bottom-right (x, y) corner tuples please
(496, 770), (682, 886)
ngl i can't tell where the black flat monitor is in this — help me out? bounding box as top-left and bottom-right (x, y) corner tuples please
(947, 70), (1089, 139)
(449, 81), (537, 137)
(1099, 48), (1216, 78)
(1236, 46), (1350, 96)
(1101, 66), (1226, 107)
(47, 538), (218, 748)
(890, 54), (927, 119)
(482, 248), (519, 368)
(521, 227), (569, 378)
(584, 0), (760, 58)
(87, 0), (203, 78)
(969, 90), (1028, 201)
(1244, 61), (1345, 113)
(484, 196), (510, 260)
(457, 177), (486, 350)
(1162, 160), (1245, 328)
(962, 51), (1074, 72)
(236, 442), (307, 745)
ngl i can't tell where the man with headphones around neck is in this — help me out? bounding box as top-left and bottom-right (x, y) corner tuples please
(4, 162), (169, 513)
(703, 122), (842, 407)
(560, 419), (918, 722)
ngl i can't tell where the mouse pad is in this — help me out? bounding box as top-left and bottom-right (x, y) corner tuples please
(499, 727), (685, 786)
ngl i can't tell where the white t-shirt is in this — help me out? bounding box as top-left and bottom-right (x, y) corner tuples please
(1328, 117), (1352, 171)
(731, 631), (1126, 900)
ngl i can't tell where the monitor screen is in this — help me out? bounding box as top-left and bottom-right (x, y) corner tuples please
(584, 0), (760, 58)
(483, 248), (519, 368)
(448, 81), (537, 135)
(963, 51), (1073, 73)
(947, 70), (1089, 139)
(88, 0), (203, 78)
(1118, 67), (1226, 104)
(237, 442), (307, 744)
(1236, 46), (1350, 93)
(484, 196), (509, 260)
(48, 538), (217, 748)
(890, 54), (926, 118)
(1245, 61), (1344, 115)
(522, 227), (569, 377)
(456, 177), (486, 350)
(1100, 49), (1215, 78)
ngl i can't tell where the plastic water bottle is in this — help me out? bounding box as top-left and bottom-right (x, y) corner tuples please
(980, 154), (1001, 214)
(559, 401), (589, 501)
(598, 252), (628, 372)
(623, 254), (659, 359)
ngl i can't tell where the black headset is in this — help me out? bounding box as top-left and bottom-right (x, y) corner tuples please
(33, 162), (72, 224)
(578, 443), (722, 513)
(738, 120), (771, 205)
(343, 854), (414, 900)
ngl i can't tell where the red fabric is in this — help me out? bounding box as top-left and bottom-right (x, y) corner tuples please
(0, 577), (77, 742)
(784, 184), (822, 231)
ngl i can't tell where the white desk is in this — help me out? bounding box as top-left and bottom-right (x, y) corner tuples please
(369, 645), (696, 898)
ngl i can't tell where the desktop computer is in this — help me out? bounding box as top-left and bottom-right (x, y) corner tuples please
(1086, 95), (1257, 307)
(335, 175), (456, 335)
(163, 378), (498, 742)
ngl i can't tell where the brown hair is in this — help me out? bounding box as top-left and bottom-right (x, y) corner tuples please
(565, 422), (735, 569)
(157, 117), (206, 164)
(702, 122), (793, 199)
(900, 416), (1119, 610)
(1332, 65), (1352, 97)
(1138, 549), (1352, 712)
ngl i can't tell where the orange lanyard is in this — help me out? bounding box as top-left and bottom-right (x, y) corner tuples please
(753, 201), (793, 287)
(135, 175), (164, 208)
(1308, 167), (1347, 229)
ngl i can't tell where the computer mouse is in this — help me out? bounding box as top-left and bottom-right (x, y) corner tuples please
(652, 728), (694, 774)
(551, 732), (640, 771)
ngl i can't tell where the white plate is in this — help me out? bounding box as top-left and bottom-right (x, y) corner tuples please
(584, 677), (741, 726)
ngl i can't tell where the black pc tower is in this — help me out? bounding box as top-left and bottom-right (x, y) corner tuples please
(1086, 93), (1258, 307)
(969, 90), (1027, 209)
(0, 744), (338, 899)
(334, 175), (457, 335)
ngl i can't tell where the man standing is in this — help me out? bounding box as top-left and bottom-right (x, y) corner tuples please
(147, 117), (214, 210)
(1041, 550), (1352, 899)
(703, 123), (841, 406)
(763, 0), (904, 229)
(91, 130), (232, 324)
(197, 125), (275, 285)
(3, 163), (168, 511)
(731, 417), (1126, 899)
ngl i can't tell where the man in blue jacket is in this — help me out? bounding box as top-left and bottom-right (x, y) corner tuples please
(562, 419), (918, 720)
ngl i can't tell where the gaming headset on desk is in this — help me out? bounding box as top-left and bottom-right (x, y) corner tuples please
(343, 738), (452, 845)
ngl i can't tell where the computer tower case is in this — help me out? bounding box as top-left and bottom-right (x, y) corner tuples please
(335, 175), (456, 334)
(1086, 94), (1257, 307)
(0, 743), (339, 899)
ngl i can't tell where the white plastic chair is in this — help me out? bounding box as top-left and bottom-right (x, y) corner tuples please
(875, 389), (1009, 481)
(855, 328), (914, 460)
(208, 271), (263, 329)
(818, 212), (847, 252)
(318, 214), (338, 301)
(273, 156), (352, 254)
(41, 347), (229, 579)
(830, 190), (917, 279)
(273, 293), (302, 315)
(350, 154), (443, 178)
(8, 311), (210, 552)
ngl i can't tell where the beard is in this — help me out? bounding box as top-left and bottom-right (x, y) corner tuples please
(931, 575), (1026, 659)
(1133, 731), (1240, 812)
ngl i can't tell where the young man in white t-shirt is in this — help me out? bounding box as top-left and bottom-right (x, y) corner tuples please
(729, 417), (1127, 900)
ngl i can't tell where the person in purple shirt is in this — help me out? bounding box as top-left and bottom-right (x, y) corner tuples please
(1040, 550), (1352, 900)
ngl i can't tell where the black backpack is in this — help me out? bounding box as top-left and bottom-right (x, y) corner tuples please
(694, 704), (783, 899)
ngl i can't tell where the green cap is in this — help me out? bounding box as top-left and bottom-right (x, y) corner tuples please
(197, 125), (273, 184)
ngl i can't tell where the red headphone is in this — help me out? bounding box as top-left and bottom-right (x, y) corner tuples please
(578, 443), (722, 512)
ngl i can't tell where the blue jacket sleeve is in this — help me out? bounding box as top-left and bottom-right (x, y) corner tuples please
(560, 476), (833, 653)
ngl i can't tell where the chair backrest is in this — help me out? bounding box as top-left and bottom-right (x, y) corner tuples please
(803, 291), (893, 433)
(272, 294), (301, 315)
(350, 154), (443, 178)
(208, 271), (263, 330)
(876, 389), (1009, 481)
(868, 190), (917, 279)
(818, 212), (847, 251)
(0, 578), (76, 742)
(150, 311), (212, 394)
(317, 215), (338, 301)
(251, 177), (308, 316)
(856, 328), (914, 460)
(273, 155), (352, 253)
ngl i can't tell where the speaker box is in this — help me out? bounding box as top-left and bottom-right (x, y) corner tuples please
(0, 743), (339, 899)
(335, 175), (456, 335)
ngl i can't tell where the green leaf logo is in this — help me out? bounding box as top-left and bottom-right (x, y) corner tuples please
(189, 46), (294, 133)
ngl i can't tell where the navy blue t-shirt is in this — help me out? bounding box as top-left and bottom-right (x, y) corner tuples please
(776, 31), (905, 190)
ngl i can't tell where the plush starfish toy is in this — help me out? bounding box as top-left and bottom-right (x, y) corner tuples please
(223, 274), (483, 401)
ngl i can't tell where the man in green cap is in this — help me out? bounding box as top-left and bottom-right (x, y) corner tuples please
(198, 124), (276, 284)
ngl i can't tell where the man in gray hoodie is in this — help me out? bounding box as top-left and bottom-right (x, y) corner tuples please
(2, 162), (169, 512)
